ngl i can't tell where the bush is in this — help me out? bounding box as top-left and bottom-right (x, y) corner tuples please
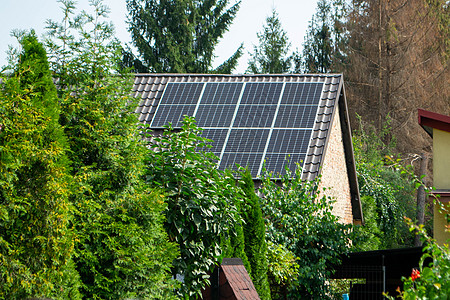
(146, 117), (239, 298)
(260, 165), (352, 299)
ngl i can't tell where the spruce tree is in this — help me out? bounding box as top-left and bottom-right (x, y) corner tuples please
(125, 0), (243, 73)
(240, 169), (271, 300)
(299, 0), (346, 73)
(45, 1), (178, 298)
(247, 9), (293, 74)
(0, 31), (80, 299)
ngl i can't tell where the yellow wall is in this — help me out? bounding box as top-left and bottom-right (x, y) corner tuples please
(434, 204), (450, 245)
(434, 129), (450, 188)
(433, 129), (450, 244)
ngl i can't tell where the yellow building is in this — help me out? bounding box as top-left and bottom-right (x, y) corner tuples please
(418, 109), (450, 244)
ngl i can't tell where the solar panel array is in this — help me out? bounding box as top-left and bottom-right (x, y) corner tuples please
(150, 81), (324, 177)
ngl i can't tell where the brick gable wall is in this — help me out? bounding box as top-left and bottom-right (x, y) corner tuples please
(318, 106), (353, 224)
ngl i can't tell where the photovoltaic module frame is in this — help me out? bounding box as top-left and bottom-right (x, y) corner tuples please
(150, 81), (325, 177)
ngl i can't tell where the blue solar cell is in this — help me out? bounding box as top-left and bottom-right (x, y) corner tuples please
(200, 83), (243, 104)
(263, 153), (305, 176)
(224, 129), (270, 153)
(281, 82), (323, 105)
(195, 105), (236, 127)
(233, 105), (277, 128)
(219, 153), (263, 176)
(200, 129), (229, 153)
(161, 83), (204, 104)
(240, 83), (283, 105)
(151, 105), (196, 127)
(274, 105), (318, 128)
(267, 129), (312, 154)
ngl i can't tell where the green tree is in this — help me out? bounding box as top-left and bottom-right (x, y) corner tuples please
(45, 1), (178, 298)
(351, 118), (417, 251)
(146, 117), (239, 299)
(125, 0), (243, 73)
(298, 0), (346, 73)
(0, 31), (80, 299)
(260, 166), (352, 299)
(222, 197), (251, 277)
(240, 169), (271, 300)
(247, 9), (293, 74)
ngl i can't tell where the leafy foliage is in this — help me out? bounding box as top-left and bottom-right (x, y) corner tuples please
(247, 9), (293, 74)
(386, 220), (450, 299)
(146, 117), (239, 299)
(240, 169), (271, 300)
(126, 0), (243, 73)
(0, 32), (80, 299)
(352, 118), (417, 251)
(260, 166), (352, 299)
(45, 1), (178, 298)
(266, 241), (299, 300)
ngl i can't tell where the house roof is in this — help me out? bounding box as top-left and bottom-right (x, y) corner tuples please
(220, 258), (260, 300)
(133, 73), (362, 221)
(418, 108), (450, 137)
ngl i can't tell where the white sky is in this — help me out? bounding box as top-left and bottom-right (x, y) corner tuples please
(0, 0), (318, 74)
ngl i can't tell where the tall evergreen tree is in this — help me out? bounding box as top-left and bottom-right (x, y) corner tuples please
(0, 31), (80, 299)
(126, 0), (243, 73)
(240, 169), (271, 300)
(222, 197), (251, 276)
(247, 9), (293, 74)
(45, 1), (178, 298)
(299, 0), (346, 73)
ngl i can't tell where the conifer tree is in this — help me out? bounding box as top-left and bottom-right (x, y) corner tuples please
(46, 1), (178, 298)
(0, 31), (80, 299)
(247, 9), (292, 74)
(125, 0), (243, 73)
(299, 0), (346, 73)
(240, 169), (271, 300)
(222, 197), (251, 275)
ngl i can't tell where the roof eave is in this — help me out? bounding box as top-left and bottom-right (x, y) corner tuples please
(418, 108), (450, 137)
(338, 81), (363, 225)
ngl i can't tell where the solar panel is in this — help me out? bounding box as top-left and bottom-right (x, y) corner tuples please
(162, 82), (204, 104)
(263, 153), (306, 176)
(151, 105), (196, 127)
(151, 82), (205, 127)
(281, 82), (323, 104)
(224, 129), (270, 153)
(219, 153), (263, 175)
(233, 105), (277, 128)
(200, 83), (243, 104)
(267, 129), (311, 154)
(274, 105), (318, 128)
(200, 129), (229, 153)
(240, 83), (283, 105)
(150, 81), (325, 178)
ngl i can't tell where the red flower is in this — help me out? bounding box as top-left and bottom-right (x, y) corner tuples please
(411, 269), (420, 281)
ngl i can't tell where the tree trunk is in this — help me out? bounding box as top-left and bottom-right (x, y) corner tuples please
(415, 153), (428, 247)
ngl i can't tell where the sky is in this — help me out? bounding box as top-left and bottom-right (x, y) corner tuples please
(0, 0), (319, 74)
